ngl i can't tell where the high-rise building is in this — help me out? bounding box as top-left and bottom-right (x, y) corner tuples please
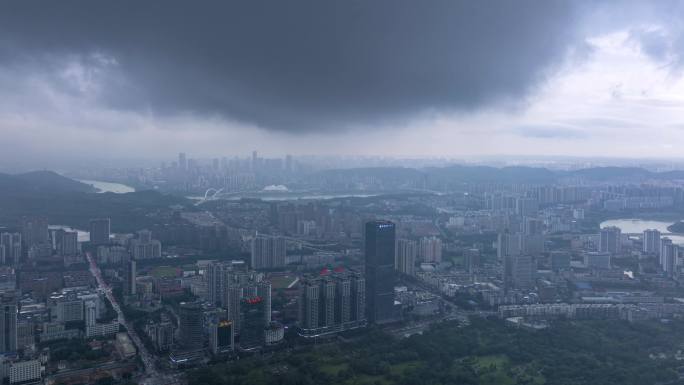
(57, 230), (78, 256)
(298, 269), (366, 337)
(511, 255), (536, 290)
(0, 292), (17, 353)
(497, 231), (521, 261)
(464, 248), (481, 272)
(84, 300), (97, 327)
(129, 230), (162, 259)
(643, 229), (661, 255)
(178, 152), (187, 171)
(89, 218), (111, 245)
(660, 238), (678, 276)
(250, 235), (286, 269)
(21, 217), (48, 249)
(0, 233), (21, 266)
(395, 239), (416, 275)
(123, 257), (137, 296)
(210, 316), (234, 355)
(207, 261), (228, 307)
(178, 302), (204, 351)
(239, 296), (266, 350)
(418, 236), (442, 263)
(364, 220), (396, 324)
(599, 226), (622, 254)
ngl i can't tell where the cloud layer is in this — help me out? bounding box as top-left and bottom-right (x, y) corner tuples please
(0, 1), (581, 131)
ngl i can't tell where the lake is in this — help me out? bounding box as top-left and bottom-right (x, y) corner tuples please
(600, 218), (684, 246)
(79, 179), (135, 194)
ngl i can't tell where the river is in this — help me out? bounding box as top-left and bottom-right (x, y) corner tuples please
(79, 179), (135, 194)
(600, 218), (684, 246)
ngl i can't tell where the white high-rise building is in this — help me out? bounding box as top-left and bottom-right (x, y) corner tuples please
(85, 300), (97, 327)
(643, 229), (661, 255)
(395, 239), (417, 275)
(418, 236), (442, 263)
(497, 232), (521, 261)
(250, 235), (286, 269)
(660, 238), (678, 276)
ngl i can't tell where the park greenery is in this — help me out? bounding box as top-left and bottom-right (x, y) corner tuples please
(189, 317), (684, 385)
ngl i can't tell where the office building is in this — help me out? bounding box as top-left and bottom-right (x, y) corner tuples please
(643, 229), (661, 255)
(210, 315), (234, 355)
(395, 239), (416, 276)
(364, 220), (396, 324)
(123, 257), (136, 296)
(418, 236), (442, 263)
(178, 302), (204, 351)
(239, 296), (266, 350)
(599, 226), (621, 254)
(250, 235), (286, 269)
(0, 293), (17, 353)
(89, 218), (111, 245)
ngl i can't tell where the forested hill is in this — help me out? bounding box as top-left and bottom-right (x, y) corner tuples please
(0, 171), (189, 232)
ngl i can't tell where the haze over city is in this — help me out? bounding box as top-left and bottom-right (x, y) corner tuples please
(6, 2), (684, 385)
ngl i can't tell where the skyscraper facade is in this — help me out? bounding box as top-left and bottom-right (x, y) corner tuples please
(364, 220), (396, 324)
(643, 229), (661, 255)
(250, 235), (286, 269)
(395, 239), (416, 276)
(0, 233), (21, 266)
(178, 302), (204, 351)
(0, 292), (17, 353)
(599, 226), (621, 254)
(89, 218), (111, 245)
(418, 236), (442, 263)
(21, 217), (48, 249)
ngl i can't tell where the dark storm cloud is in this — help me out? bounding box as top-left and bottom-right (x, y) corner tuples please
(0, 1), (583, 131)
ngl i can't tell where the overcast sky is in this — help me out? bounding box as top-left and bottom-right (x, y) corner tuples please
(2, 1), (684, 166)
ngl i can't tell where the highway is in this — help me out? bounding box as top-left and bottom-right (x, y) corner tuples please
(86, 253), (183, 385)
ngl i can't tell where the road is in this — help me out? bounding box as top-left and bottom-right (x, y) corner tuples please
(86, 253), (183, 385)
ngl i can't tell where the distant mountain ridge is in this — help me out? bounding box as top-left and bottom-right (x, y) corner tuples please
(13, 171), (95, 193)
(316, 165), (684, 185)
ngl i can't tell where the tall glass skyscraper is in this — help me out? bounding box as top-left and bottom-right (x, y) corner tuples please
(364, 220), (396, 324)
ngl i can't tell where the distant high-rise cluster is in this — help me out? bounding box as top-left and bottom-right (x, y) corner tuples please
(250, 234), (286, 269)
(298, 268), (366, 337)
(418, 236), (442, 263)
(129, 230), (162, 259)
